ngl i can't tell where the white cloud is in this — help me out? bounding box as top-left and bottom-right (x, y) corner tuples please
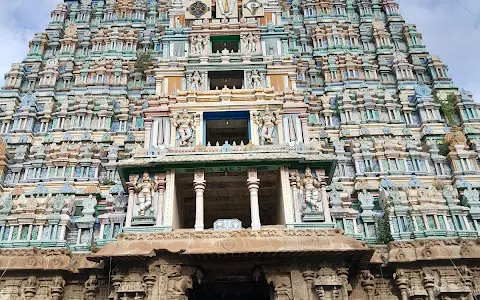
(0, 0), (58, 86)
(397, 0), (480, 98)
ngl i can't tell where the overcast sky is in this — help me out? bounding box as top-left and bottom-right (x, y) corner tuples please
(0, 0), (479, 97)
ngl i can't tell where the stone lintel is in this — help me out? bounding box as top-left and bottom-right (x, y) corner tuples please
(89, 227), (373, 263)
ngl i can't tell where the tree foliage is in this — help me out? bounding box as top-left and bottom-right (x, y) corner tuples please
(434, 93), (458, 127)
(135, 51), (152, 74)
(374, 202), (394, 244)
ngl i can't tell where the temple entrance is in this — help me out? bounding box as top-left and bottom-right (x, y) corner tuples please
(175, 169), (282, 229)
(188, 276), (272, 300)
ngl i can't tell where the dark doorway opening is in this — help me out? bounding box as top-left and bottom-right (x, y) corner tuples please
(188, 277), (271, 300)
(211, 35), (240, 53)
(204, 111), (249, 146)
(209, 70), (244, 90)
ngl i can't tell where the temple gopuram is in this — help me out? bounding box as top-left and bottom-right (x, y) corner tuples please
(0, 0), (479, 299)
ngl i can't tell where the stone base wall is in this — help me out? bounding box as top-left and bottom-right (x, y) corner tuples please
(0, 252), (479, 300)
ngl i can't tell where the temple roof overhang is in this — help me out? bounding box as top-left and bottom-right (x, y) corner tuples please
(89, 227), (374, 267)
(117, 144), (336, 186)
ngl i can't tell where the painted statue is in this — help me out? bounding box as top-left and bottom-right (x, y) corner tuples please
(191, 34), (208, 56)
(297, 167), (321, 212)
(189, 71), (203, 92)
(135, 172), (155, 216)
(242, 32), (258, 53)
(254, 106), (278, 145)
(248, 70), (264, 89)
(173, 109), (196, 147)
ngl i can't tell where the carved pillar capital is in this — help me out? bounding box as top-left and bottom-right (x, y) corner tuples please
(267, 273), (293, 300)
(22, 276), (38, 300)
(50, 276), (65, 300)
(360, 270), (375, 300)
(143, 274), (156, 299)
(84, 274), (99, 300)
(302, 271), (315, 300)
(394, 270), (409, 300)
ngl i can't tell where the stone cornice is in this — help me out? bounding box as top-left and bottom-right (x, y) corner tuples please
(0, 248), (102, 272)
(89, 226), (373, 262)
(119, 146), (336, 167)
(370, 238), (480, 265)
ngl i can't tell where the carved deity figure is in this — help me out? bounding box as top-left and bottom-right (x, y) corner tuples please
(189, 71), (203, 92)
(254, 106), (278, 145)
(297, 167), (321, 212)
(242, 33), (258, 53)
(190, 34), (207, 56)
(248, 70), (264, 89)
(135, 172), (156, 216)
(173, 109), (196, 147)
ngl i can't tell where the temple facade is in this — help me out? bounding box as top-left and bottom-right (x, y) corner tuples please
(0, 0), (479, 299)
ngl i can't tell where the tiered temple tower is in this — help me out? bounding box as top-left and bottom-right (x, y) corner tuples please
(0, 0), (479, 299)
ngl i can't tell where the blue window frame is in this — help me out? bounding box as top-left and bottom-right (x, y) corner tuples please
(202, 111), (251, 145)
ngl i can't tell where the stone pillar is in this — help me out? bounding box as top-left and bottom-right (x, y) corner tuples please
(99, 222), (105, 240)
(196, 112), (203, 146)
(300, 114), (309, 144)
(125, 174), (137, 228)
(144, 118), (153, 150)
(59, 224), (67, 240)
(250, 110), (259, 144)
(360, 270), (375, 300)
(23, 276), (38, 300)
(247, 168), (261, 230)
(395, 270), (409, 300)
(50, 277), (65, 300)
(289, 169), (302, 223)
(37, 225), (44, 240)
(423, 271), (436, 300)
(193, 169), (206, 231)
(321, 183), (332, 223)
(155, 174), (167, 226)
(303, 271), (315, 300)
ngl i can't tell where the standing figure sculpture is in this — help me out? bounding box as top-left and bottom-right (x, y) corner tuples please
(254, 106), (278, 145)
(189, 71), (203, 92)
(248, 70), (264, 89)
(173, 109), (196, 147)
(135, 172), (156, 216)
(242, 33), (258, 54)
(297, 167), (321, 212)
(191, 34), (207, 56)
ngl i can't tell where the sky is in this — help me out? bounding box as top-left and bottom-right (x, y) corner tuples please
(0, 0), (479, 97)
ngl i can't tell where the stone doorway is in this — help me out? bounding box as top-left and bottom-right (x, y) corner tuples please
(176, 169), (281, 229)
(188, 276), (272, 300)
